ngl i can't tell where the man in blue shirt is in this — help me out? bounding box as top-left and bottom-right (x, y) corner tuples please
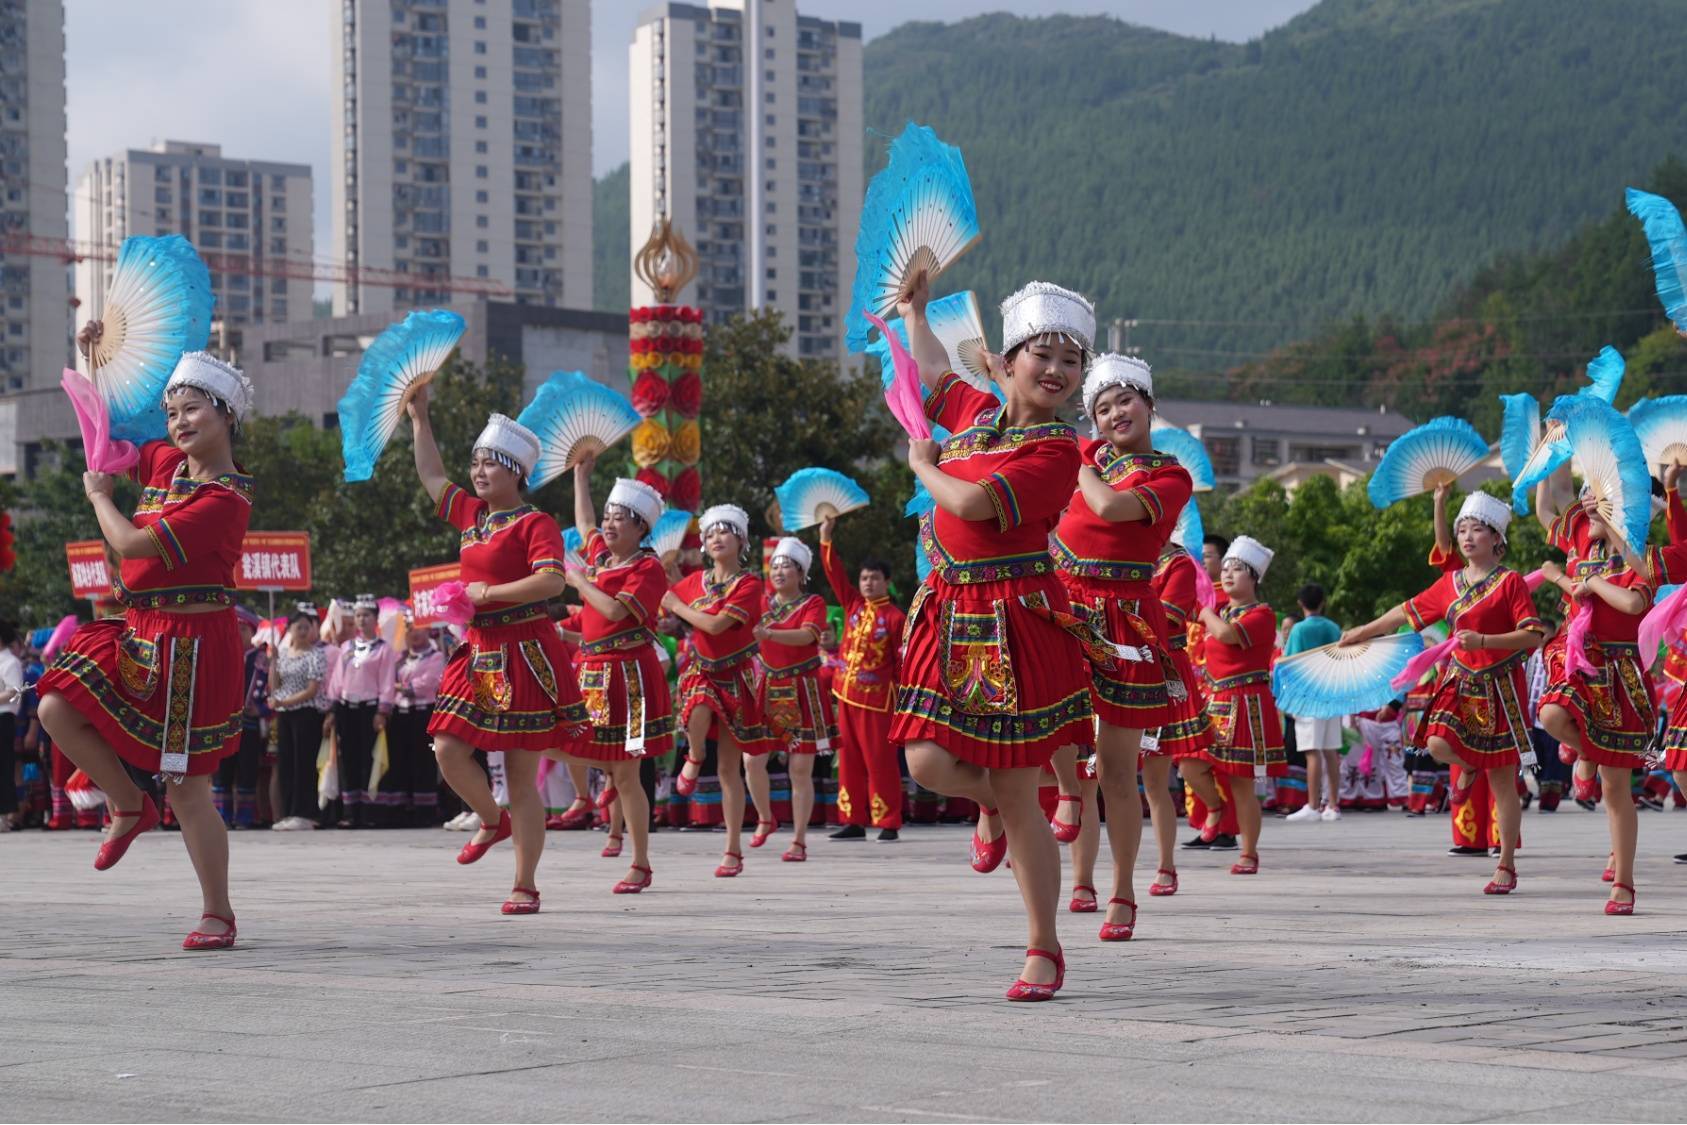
(1283, 584), (1345, 823)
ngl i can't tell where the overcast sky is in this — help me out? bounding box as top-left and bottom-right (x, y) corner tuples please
(63, 0), (1317, 258)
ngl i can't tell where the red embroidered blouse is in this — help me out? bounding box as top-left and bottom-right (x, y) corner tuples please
(435, 482), (566, 617)
(1404, 567), (1545, 673)
(1052, 440), (1191, 583)
(673, 569), (762, 671)
(1549, 506), (1654, 642)
(1153, 545), (1200, 651)
(758, 592), (826, 674)
(577, 530), (668, 657)
(119, 440), (254, 608)
(1203, 603), (1277, 685)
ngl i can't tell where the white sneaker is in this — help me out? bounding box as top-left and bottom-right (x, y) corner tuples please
(1321, 807), (1341, 822)
(457, 811), (482, 833)
(300, 817), (318, 830)
(443, 811), (469, 830)
(1286, 805), (1321, 823)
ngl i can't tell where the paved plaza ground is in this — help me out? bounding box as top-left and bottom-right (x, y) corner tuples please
(4, 805), (1687, 1123)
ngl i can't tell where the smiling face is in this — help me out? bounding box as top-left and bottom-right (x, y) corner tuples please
(1092, 382), (1153, 452)
(1455, 517), (1504, 566)
(600, 505), (644, 554)
(769, 554), (802, 594)
(469, 450), (522, 504)
(1220, 558), (1258, 601)
(1004, 334), (1085, 416)
(703, 522), (743, 565)
(165, 387), (233, 460)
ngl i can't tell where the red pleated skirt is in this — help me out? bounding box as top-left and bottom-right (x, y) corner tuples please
(38, 607), (242, 777)
(1058, 573), (1176, 731)
(429, 616), (589, 753)
(890, 571), (1094, 770)
(680, 654), (771, 755)
(761, 660), (838, 755)
(1415, 658), (1532, 769)
(573, 645), (675, 762)
(1204, 676), (1286, 779)
(1159, 645), (1215, 759)
(1538, 642), (1653, 768)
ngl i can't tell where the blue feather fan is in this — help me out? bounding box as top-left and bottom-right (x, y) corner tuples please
(775, 467), (869, 532)
(845, 123), (982, 353)
(1626, 187), (1687, 335)
(562, 526), (585, 571)
(92, 234), (215, 443)
(863, 291), (996, 398)
(1550, 393), (1652, 553)
(1172, 495), (1204, 556)
(1583, 345), (1625, 404)
(518, 371), (640, 489)
(1628, 394), (1687, 473)
(1498, 393), (1540, 514)
(338, 308), (466, 482)
(1271, 633), (1424, 720)
(1367, 416), (1489, 510)
(1151, 426), (1216, 492)
(643, 509), (692, 560)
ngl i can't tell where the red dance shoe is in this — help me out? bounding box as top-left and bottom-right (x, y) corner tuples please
(1004, 946), (1065, 1002)
(455, 809), (512, 865)
(94, 795), (160, 871)
(674, 755), (704, 798)
(1099, 897), (1137, 942)
(1230, 853), (1260, 875)
(557, 802), (593, 830)
(1068, 884), (1098, 913)
(1148, 868), (1179, 897)
(1051, 795), (1082, 844)
(595, 785), (618, 811)
(500, 887), (541, 915)
(781, 840), (807, 862)
(1572, 773), (1598, 803)
(181, 912), (237, 951)
(1199, 806), (1226, 844)
(613, 865), (653, 894)
(749, 819), (780, 848)
(714, 850), (743, 878)
(1601, 854), (1615, 883)
(601, 833), (624, 858)
(970, 807), (1007, 874)
(1448, 774), (1477, 808)
(1558, 744), (1577, 766)
(1483, 864), (1517, 895)
(1605, 882), (1635, 916)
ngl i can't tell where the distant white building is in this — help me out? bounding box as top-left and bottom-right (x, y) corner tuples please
(73, 141), (313, 341)
(0, 0), (70, 396)
(629, 0), (863, 361)
(1156, 399), (1419, 490)
(330, 0), (593, 317)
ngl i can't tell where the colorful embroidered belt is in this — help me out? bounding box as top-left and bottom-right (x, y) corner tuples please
(1166, 633), (1188, 652)
(1049, 540), (1154, 583)
(692, 646), (757, 675)
(1205, 669), (1270, 692)
(927, 551), (1057, 586)
(1592, 641), (1641, 656)
(763, 654), (822, 678)
(116, 581), (234, 610)
(580, 628), (658, 658)
(470, 602), (548, 629)
(1453, 649), (1526, 677)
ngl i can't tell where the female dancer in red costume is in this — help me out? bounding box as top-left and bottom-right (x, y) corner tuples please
(895, 272), (1099, 1001)
(37, 346), (255, 950)
(1145, 540), (1216, 893)
(407, 385), (589, 914)
(755, 536), (837, 862)
(1342, 493), (1544, 895)
(1049, 353), (1190, 940)
(664, 503), (774, 877)
(563, 462), (673, 894)
(1177, 536), (1283, 875)
(1535, 466), (1654, 914)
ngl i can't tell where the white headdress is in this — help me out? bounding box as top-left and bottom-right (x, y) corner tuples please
(771, 536), (812, 574)
(699, 503), (750, 543)
(606, 478), (664, 529)
(1000, 281), (1096, 356)
(1224, 535), (1275, 581)
(353, 593), (379, 612)
(165, 351), (254, 420)
(1457, 492), (1513, 542)
(1082, 352), (1155, 422)
(473, 413), (542, 478)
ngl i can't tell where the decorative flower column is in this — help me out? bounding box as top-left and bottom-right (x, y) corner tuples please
(629, 219), (705, 563)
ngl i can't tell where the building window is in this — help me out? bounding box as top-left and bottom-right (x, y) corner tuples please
(475, 90), (487, 104)
(1205, 436), (1240, 477)
(1289, 444), (1360, 463)
(474, 41), (486, 54)
(476, 115), (487, 128)
(476, 165), (489, 178)
(475, 190), (489, 203)
(1251, 438), (1280, 468)
(477, 215), (489, 228)
(474, 15), (485, 28)
(765, 113), (775, 125)
(476, 265), (490, 277)
(766, 267), (777, 279)
(475, 65), (487, 78)
(477, 239), (489, 252)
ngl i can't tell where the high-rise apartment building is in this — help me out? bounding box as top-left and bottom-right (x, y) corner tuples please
(0, 0), (69, 394)
(331, 0), (593, 317)
(629, 0), (862, 361)
(73, 141), (313, 341)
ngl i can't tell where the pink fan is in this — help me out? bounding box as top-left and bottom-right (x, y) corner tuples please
(1640, 584), (1687, 670)
(430, 580), (475, 627)
(41, 614), (80, 662)
(863, 311), (931, 440)
(1194, 564), (1218, 611)
(1564, 610), (1595, 680)
(61, 368), (139, 474)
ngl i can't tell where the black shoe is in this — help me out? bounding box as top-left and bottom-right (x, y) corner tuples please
(1181, 834), (1211, 850)
(1575, 798), (1598, 811)
(1674, 853), (1687, 864)
(876, 828), (899, 842)
(1447, 845), (1488, 856)
(829, 824), (867, 840)
(1639, 795), (1665, 812)
(1489, 846), (1502, 857)
(1207, 834), (1238, 850)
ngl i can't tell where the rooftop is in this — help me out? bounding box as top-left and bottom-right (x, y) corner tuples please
(1156, 397), (1416, 438)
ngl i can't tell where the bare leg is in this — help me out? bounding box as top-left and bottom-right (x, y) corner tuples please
(609, 758), (649, 881)
(435, 733), (501, 841)
(1304, 749), (1324, 812)
(1426, 735), (1476, 777)
(1094, 723), (1144, 921)
(559, 755), (590, 816)
(1068, 774), (1101, 905)
(1601, 765), (1637, 904)
(681, 705), (711, 786)
(1538, 704), (1594, 785)
(38, 695), (145, 838)
(716, 731), (746, 865)
(1049, 744), (1081, 834)
(907, 739), (1000, 844)
(166, 774), (234, 932)
(1141, 754), (1177, 887)
(502, 750), (544, 900)
(1320, 749), (1342, 810)
(744, 750), (775, 829)
(788, 753), (815, 847)
(1486, 765), (1521, 888)
(1177, 755), (1225, 833)
(1231, 781), (1262, 859)
(988, 766), (1062, 987)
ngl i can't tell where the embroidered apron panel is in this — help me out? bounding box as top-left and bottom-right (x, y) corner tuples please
(471, 646), (511, 714)
(520, 638), (559, 707)
(117, 629), (160, 701)
(940, 599), (1017, 716)
(579, 665), (612, 728)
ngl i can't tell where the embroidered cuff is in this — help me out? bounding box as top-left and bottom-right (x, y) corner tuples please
(530, 557), (565, 577)
(1131, 485), (1164, 524)
(437, 482), (469, 524)
(147, 520), (187, 571)
(924, 372), (965, 424)
(980, 472), (1020, 531)
(616, 590), (648, 623)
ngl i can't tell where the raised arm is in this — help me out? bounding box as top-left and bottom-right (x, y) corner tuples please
(83, 474), (159, 560)
(408, 383), (449, 506)
(895, 268), (952, 394)
(1534, 462), (1573, 534)
(1432, 480), (1453, 559)
(817, 517), (860, 611)
(573, 455), (598, 542)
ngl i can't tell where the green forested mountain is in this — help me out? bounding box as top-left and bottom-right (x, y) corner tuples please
(592, 162), (629, 313)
